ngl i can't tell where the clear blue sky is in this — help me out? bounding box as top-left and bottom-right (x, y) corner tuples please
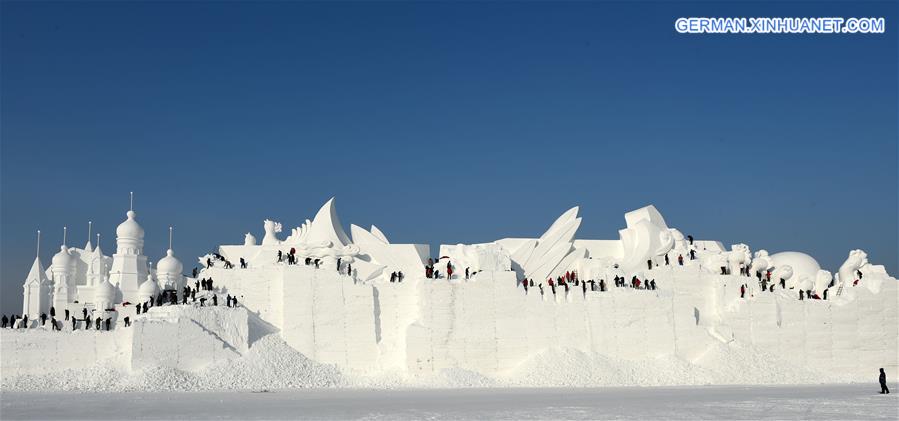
(1, 1), (896, 314)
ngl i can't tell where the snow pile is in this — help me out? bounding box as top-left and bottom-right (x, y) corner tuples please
(0, 330), (867, 393)
(2, 334), (346, 392)
(500, 342), (842, 388)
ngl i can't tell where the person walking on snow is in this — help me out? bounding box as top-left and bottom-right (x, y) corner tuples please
(880, 368), (890, 394)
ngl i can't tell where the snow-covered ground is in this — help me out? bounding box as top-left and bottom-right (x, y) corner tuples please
(1, 384), (895, 420)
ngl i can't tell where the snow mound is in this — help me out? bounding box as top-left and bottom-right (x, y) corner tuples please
(1, 334), (346, 392)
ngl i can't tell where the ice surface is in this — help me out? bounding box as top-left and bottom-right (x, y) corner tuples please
(1, 384), (896, 420)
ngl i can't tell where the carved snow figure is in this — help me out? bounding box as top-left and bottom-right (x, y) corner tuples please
(749, 250), (771, 278)
(814, 270), (832, 296)
(440, 243), (512, 274)
(244, 233), (256, 246)
(838, 249), (868, 286)
(701, 252), (729, 274)
(669, 228), (689, 252)
(138, 274), (159, 303)
(156, 249), (183, 291)
(727, 244), (752, 275)
(771, 265), (794, 287)
(510, 206), (581, 283)
(262, 220), (283, 245)
(769, 251), (820, 289)
(618, 205), (674, 273)
(94, 276), (116, 311)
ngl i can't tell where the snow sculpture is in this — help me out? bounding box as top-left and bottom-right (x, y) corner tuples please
(512, 206), (581, 282)
(727, 244), (752, 275)
(769, 251), (820, 286)
(439, 243), (512, 274)
(837, 249), (868, 285)
(701, 252), (728, 274)
(22, 256), (51, 317)
(618, 205), (674, 272)
(262, 220), (282, 245)
(156, 249), (183, 291)
(669, 228), (689, 253)
(138, 274), (159, 303)
(749, 250), (771, 277)
(94, 277), (116, 311)
(350, 224), (426, 278)
(814, 270), (832, 295)
(771, 264), (793, 285)
(370, 225), (390, 243)
(244, 233), (256, 246)
(50, 245), (76, 311)
(306, 198), (352, 247)
(109, 210), (149, 304)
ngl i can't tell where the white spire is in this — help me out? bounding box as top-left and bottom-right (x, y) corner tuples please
(36, 230), (41, 259)
(169, 226), (173, 250)
(62, 226), (67, 247)
(130, 191), (134, 211)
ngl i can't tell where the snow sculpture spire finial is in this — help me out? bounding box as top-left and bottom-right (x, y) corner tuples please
(130, 191), (134, 212)
(62, 226), (67, 247)
(87, 221), (92, 245)
(96, 233), (101, 250)
(169, 226), (173, 251)
(36, 229), (41, 258)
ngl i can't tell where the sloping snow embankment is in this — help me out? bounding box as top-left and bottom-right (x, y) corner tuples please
(2, 332), (849, 392)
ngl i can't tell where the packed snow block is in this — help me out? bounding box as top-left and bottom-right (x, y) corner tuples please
(0, 329), (131, 376)
(607, 292), (653, 359)
(670, 293), (706, 360)
(405, 323), (433, 373)
(141, 306), (250, 354)
(525, 297), (557, 357)
(830, 299), (859, 374)
(803, 303), (832, 368)
(776, 300), (807, 366)
(311, 274), (347, 365)
(854, 287), (895, 376)
(281, 267), (315, 357)
(646, 296), (676, 357)
(748, 295), (779, 350)
(585, 295), (614, 355)
(207, 266), (283, 330)
(880, 281), (899, 377)
(374, 280), (420, 370)
(726, 301), (751, 344)
(341, 279), (378, 369)
(131, 318), (239, 371)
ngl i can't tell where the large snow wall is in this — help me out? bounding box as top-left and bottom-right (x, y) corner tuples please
(0, 306), (250, 376)
(205, 265), (898, 379)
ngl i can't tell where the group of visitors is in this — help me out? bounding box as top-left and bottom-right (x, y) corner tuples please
(2, 306), (118, 332)
(206, 252), (234, 269)
(516, 271), (657, 298)
(5, 275), (243, 333)
(276, 249), (353, 276)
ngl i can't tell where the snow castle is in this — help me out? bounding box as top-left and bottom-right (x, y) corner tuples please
(3, 197), (897, 386)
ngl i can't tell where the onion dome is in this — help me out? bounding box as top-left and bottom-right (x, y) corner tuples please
(51, 245), (74, 270)
(94, 278), (117, 302)
(156, 249), (183, 276)
(116, 210), (145, 240)
(138, 275), (159, 298)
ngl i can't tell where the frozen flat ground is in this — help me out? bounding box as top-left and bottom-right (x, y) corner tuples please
(1, 384), (896, 420)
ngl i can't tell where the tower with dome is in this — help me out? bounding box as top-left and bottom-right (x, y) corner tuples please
(108, 209), (149, 303)
(20, 196), (185, 315)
